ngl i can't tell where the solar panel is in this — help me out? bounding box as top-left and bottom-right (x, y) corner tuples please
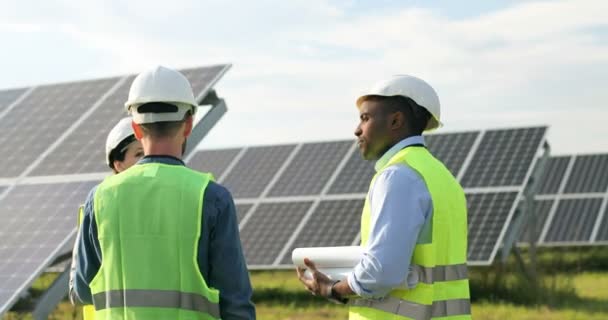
(596, 204), (608, 242)
(0, 88), (26, 109)
(426, 131), (479, 177)
(0, 181), (99, 314)
(544, 198), (602, 243)
(0, 65), (231, 316)
(235, 203), (253, 224)
(188, 148), (242, 181)
(29, 77), (132, 176)
(240, 201), (312, 266)
(222, 144), (296, 198)
(466, 192), (519, 263)
(536, 156), (571, 195)
(461, 127), (546, 188)
(268, 141), (353, 197)
(519, 199), (554, 243)
(279, 199), (363, 265)
(563, 154), (608, 193)
(327, 146), (375, 194)
(30, 66), (230, 176)
(0, 78), (118, 178)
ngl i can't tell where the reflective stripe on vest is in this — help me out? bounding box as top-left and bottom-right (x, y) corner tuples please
(413, 263), (468, 284)
(351, 297), (470, 320)
(92, 289), (220, 319)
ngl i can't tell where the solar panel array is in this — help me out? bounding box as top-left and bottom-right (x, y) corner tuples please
(530, 153), (608, 246)
(0, 64), (231, 315)
(188, 126), (547, 268)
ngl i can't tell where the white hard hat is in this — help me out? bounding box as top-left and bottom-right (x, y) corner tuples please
(356, 75), (442, 131)
(105, 117), (135, 167)
(125, 65), (198, 124)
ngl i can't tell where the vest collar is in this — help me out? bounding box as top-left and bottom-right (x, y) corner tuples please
(374, 135), (425, 172)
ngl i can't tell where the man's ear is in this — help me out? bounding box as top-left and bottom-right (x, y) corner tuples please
(113, 160), (125, 173)
(183, 115), (193, 138)
(132, 121), (143, 140)
(390, 111), (405, 130)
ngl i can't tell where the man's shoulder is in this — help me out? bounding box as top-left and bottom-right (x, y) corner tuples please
(204, 180), (233, 202)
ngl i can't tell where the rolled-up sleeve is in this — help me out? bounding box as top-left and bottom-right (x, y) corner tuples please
(70, 187), (102, 305)
(348, 164), (432, 299)
(202, 182), (256, 319)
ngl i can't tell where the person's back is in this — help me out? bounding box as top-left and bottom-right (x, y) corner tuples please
(92, 163), (220, 319)
(71, 65), (255, 319)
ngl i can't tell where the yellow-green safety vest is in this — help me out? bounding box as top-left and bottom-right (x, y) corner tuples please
(349, 146), (471, 320)
(89, 163), (220, 320)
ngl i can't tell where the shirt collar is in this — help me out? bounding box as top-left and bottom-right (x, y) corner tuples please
(136, 155), (185, 166)
(374, 135), (425, 172)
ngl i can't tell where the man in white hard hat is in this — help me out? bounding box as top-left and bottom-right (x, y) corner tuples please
(298, 75), (471, 320)
(69, 118), (144, 320)
(72, 66), (255, 319)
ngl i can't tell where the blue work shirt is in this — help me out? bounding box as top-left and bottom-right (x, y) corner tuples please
(71, 155), (256, 319)
(347, 136), (433, 299)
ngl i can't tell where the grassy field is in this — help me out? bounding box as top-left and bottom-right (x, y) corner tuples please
(3, 247), (608, 319)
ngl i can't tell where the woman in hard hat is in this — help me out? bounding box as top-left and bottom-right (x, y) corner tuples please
(72, 117), (143, 320)
(105, 117), (144, 174)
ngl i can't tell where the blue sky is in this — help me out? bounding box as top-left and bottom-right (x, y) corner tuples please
(0, 0), (606, 154)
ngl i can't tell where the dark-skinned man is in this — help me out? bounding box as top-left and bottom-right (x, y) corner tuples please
(298, 75), (471, 320)
(72, 66), (255, 319)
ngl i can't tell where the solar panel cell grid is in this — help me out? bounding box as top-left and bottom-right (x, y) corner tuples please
(544, 198), (602, 243)
(426, 131), (479, 177)
(0, 78), (118, 178)
(466, 192), (518, 263)
(563, 154), (608, 194)
(519, 199), (554, 243)
(268, 141), (352, 197)
(0, 88), (26, 109)
(240, 201), (312, 265)
(597, 204), (608, 242)
(188, 148), (242, 181)
(280, 199), (363, 265)
(327, 149), (374, 194)
(30, 77), (134, 176)
(536, 156), (571, 195)
(222, 144), (296, 198)
(0, 181), (98, 313)
(461, 127), (546, 188)
(182, 65), (227, 98)
(235, 203), (253, 224)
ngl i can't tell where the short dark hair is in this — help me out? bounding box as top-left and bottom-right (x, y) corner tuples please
(137, 103), (193, 138)
(365, 95), (431, 135)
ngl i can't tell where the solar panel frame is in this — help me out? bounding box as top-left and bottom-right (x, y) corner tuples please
(188, 148), (243, 181)
(542, 198), (603, 244)
(268, 141), (353, 197)
(0, 78), (119, 178)
(0, 88), (27, 110)
(240, 201), (313, 267)
(222, 144), (297, 199)
(0, 180), (99, 315)
(460, 127), (546, 188)
(278, 199), (363, 265)
(536, 156), (572, 195)
(563, 154), (608, 194)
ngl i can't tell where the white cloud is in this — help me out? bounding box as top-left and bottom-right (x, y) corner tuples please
(0, 0), (607, 154)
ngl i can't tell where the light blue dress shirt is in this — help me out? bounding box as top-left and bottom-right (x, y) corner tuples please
(347, 135), (433, 299)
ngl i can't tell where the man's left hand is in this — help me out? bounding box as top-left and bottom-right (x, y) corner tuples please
(296, 258), (335, 298)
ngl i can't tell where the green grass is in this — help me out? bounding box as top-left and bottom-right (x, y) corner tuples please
(3, 247), (608, 319)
